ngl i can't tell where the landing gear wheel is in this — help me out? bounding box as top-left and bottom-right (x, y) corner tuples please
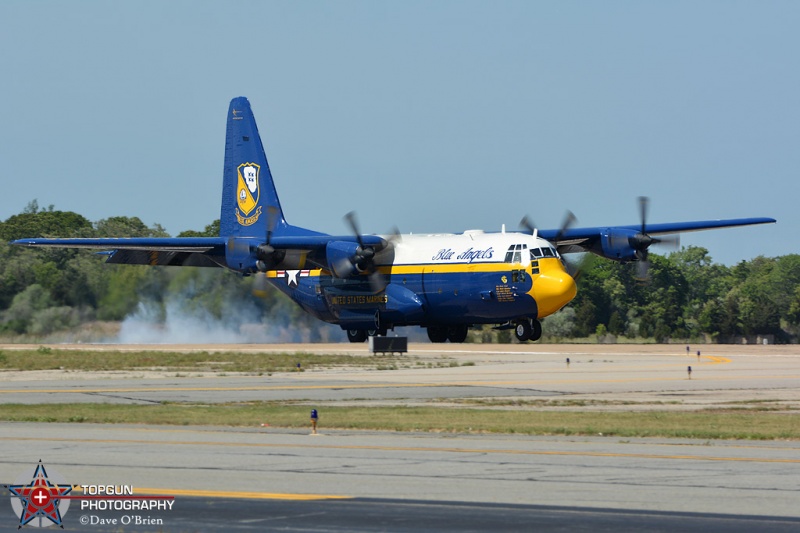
(447, 325), (469, 343)
(530, 319), (542, 342)
(427, 326), (448, 343)
(514, 320), (532, 342)
(347, 329), (368, 343)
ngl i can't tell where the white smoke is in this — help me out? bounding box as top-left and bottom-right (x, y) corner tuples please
(114, 272), (344, 344)
(116, 299), (265, 343)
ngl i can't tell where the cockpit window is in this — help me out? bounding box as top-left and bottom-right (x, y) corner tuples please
(531, 247), (560, 259)
(506, 244), (526, 263)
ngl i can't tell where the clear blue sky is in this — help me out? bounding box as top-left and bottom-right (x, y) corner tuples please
(1, 1), (796, 265)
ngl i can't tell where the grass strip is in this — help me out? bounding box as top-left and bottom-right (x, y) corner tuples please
(0, 348), (403, 373)
(1, 403), (798, 440)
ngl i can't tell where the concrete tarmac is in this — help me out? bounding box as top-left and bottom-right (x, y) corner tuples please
(1, 343), (799, 531)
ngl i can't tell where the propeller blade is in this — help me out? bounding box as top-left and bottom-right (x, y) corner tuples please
(554, 211), (577, 242)
(332, 257), (354, 279)
(638, 196), (649, 235)
(266, 205), (280, 245)
(387, 226), (402, 246)
(519, 216), (536, 235)
(227, 236), (251, 256)
(563, 253), (588, 280)
(368, 271), (387, 294)
(344, 211), (366, 250)
(252, 272), (269, 297)
(636, 259), (650, 282)
(653, 234), (680, 249)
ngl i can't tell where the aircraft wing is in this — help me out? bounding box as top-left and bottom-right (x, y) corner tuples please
(11, 234), (388, 270)
(537, 217), (776, 259)
(11, 237), (229, 267)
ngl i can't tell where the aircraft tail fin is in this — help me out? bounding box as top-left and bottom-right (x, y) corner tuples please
(219, 97), (287, 238)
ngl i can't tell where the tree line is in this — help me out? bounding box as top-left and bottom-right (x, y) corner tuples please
(1, 203), (798, 343)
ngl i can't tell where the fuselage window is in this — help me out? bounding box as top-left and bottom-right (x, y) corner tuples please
(542, 247), (555, 258)
(531, 248), (544, 259)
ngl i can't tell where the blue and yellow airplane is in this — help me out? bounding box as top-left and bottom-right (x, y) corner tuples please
(13, 97), (776, 343)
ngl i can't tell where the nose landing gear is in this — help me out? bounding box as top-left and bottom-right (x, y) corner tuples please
(514, 319), (542, 342)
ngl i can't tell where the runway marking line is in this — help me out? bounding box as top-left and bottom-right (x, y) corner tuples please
(2, 436), (798, 465)
(133, 487), (350, 501)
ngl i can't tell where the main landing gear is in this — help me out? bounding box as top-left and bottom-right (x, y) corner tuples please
(514, 319), (542, 342)
(346, 329), (387, 343)
(426, 325), (469, 343)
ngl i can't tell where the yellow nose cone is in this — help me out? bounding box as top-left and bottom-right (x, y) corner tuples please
(533, 271), (577, 318)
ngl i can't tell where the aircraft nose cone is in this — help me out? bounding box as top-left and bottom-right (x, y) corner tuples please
(534, 270), (577, 318)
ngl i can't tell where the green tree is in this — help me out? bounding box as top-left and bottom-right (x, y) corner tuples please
(1, 284), (53, 333)
(0, 207), (93, 241)
(95, 216), (169, 238)
(178, 219), (220, 238)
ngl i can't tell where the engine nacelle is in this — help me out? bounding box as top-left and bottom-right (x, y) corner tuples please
(225, 237), (287, 273)
(326, 241), (363, 278)
(225, 237), (260, 273)
(599, 229), (640, 262)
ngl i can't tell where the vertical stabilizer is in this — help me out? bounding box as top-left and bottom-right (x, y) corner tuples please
(220, 97), (287, 238)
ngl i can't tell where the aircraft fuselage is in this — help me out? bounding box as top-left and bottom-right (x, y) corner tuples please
(266, 231), (577, 333)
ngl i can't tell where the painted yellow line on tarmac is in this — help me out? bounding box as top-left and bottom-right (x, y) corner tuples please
(133, 487), (350, 501)
(1, 436), (797, 465)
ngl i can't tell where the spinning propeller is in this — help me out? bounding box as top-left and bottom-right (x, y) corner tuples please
(627, 197), (680, 281)
(252, 206), (284, 297)
(519, 210), (576, 241)
(520, 211), (584, 278)
(338, 211), (398, 294)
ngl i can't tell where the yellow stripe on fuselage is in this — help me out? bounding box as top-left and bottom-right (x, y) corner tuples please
(379, 263), (513, 275)
(265, 263), (523, 278)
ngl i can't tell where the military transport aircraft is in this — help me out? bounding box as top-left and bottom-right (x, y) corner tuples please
(13, 97), (776, 343)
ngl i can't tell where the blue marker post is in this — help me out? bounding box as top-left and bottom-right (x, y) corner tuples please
(310, 409), (318, 435)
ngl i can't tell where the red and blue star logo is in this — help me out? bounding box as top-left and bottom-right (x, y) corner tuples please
(6, 461), (73, 528)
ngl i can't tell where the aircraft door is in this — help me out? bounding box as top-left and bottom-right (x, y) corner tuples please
(421, 266), (445, 308)
(505, 244), (532, 297)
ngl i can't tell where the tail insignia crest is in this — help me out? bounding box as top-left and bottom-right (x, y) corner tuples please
(236, 162), (262, 226)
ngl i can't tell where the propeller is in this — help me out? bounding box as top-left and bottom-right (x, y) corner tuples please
(341, 211), (389, 294)
(520, 210), (575, 241)
(630, 197), (680, 281)
(254, 206), (282, 270)
(519, 215), (536, 236)
(554, 210), (577, 243)
(564, 252), (590, 281)
(252, 270), (269, 297)
(252, 206), (284, 297)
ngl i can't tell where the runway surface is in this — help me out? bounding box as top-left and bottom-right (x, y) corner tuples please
(1, 343), (799, 531)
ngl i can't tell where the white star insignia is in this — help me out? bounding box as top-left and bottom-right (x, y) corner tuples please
(286, 270), (300, 287)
